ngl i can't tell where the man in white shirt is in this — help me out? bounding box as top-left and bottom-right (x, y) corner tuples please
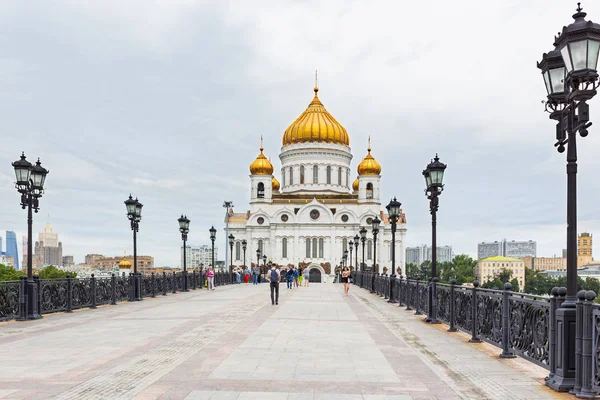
(267, 265), (280, 305)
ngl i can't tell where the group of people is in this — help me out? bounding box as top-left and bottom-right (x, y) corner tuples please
(234, 265), (262, 284)
(284, 266), (310, 289)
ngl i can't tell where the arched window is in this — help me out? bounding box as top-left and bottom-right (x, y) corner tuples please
(282, 238), (288, 259)
(312, 238), (317, 258)
(367, 239), (373, 260)
(313, 165), (318, 183)
(319, 238), (324, 258)
(366, 182), (373, 199)
(258, 240), (263, 254)
(343, 238), (347, 252)
(306, 239), (311, 258)
(338, 167), (342, 185)
(236, 241), (241, 261)
(300, 166), (305, 184)
(326, 166), (331, 184)
(289, 167), (293, 185)
(257, 182), (265, 198)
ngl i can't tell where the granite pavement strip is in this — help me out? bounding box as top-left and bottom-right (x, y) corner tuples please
(0, 282), (574, 399)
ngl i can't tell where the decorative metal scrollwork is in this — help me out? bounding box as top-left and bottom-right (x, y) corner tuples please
(71, 279), (92, 309)
(454, 287), (472, 333)
(0, 281), (20, 320)
(476, 291), (503, 346)
(95, 278), (112, 305)
(40, 279), (68, 313)
(593, 307), (600, 392)
(436, 284), (451, 324)
(508, 296), (549, 367)
(116, 275), (130, 302)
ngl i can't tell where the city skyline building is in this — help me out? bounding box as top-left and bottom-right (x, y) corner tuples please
(577, 232), (593, 267)
(5, 231), (19, 270)
(405, 245), (453, 265)
(34, 222), (63, 267)
(477, 239), (536, 259)
(181, 245), (218, 269)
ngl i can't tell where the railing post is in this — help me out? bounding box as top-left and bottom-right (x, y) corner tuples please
(406, 278), (413, 311)
(428, 277), (440, 324)
(90, 274), (97, 309)
(191, 271), (196, 290)
(469, 280), (482, 343)
(151, 273), (156, 298)
(571, 290), (587, 394)
(17, 276), (27, 320)
(415, 277), (422, 316)
(448, 279), (457, 332)
(128, 273), (135, 301)
(547, 287), (560, 382)
(577, 290), (597, 398)
(66, 276), (73, 312)
(500, 282), (516, 358)
(371, 272), (376, 294)
(162, 272), (167, 296)
(110, 273), (117, 305)
(397, 275), (404, 307)
(172, 272), (177, 293)
(34, 275), (41, 316)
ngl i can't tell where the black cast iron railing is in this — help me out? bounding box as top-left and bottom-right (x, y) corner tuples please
(0, 270), (236, 322)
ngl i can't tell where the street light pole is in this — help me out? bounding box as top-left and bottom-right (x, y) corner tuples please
(386, 197), (401, 303)
(372, 217), (380, 273)
(178, 215), (190, 292)
(209, 226), (216, 290)
(228, 234), (235, 272)
(349, 241), (353, 269)
(242, 240), (247, 268)
(423, 155), (446, 324)
(360, 228), (367, 271)
(537, 4), (600, 391)
(223, 201), (233, 273)
(125, 195), (143, 301)
(12, 153), (49, 320)
(354, 235), (359, 272)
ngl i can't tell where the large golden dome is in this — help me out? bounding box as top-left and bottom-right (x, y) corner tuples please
(249, 146), (274, 175)
(272, 176), (280, 191)
(357, 143), (381, 176)
(119, 255), (132, 269)
(282, 87), (349, 147)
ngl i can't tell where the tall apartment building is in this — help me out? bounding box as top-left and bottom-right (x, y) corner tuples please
(62, 255), (74, 267)
(578, 232), (593, 267)
(33, 222), (63, 267)
(181, 245), (219, 269)
(405, 245), (453, 265)
(5, 231), (19, 270)
(477, 239), (536, 259)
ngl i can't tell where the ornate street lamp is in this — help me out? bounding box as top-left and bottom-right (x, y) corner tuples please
(228, 234), (235, 272)
(386, 197), (401, 303)
(242, 240), (247, 268)
(371, 216), (380, 273)
(354, 235), (359, 272)
(12, 153), (49, 320)
(349, 240), (354, 269)
(125, 194), (143, 301)
(177, 214), (190, 291)
(359, 228), (367, 271)
(423, 154), (446, 324)
(209, 226), (216, 290)
(262, 254), (267, 281)
(538, 4), (600, 392)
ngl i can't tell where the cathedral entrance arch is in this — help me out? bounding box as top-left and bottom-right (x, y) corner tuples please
(307, 264), (325, 283)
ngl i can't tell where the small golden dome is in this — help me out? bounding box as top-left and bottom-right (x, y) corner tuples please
(272, 176), (280, 191)
(357, 142), (381, 176)
(282, 87), (349, 147)
(249, 146), (274, 175)
(119, 255), (132, 269)
(352, 177), (359, 191)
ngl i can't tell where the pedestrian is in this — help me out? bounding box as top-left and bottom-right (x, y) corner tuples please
(286, 266), (294, 289)
(207, 266), (216, 291)
(293, 267), (300, 288)
(303, 268), (309, 287)
(341, 266), (351, 295)
(298, 268), (303, 287)
(267, 264), (280, 305)
(244, 267), (250, 284)
(252, 265), (259, 285)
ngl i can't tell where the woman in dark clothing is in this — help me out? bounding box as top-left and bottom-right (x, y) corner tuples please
(341, 266), (351, 295)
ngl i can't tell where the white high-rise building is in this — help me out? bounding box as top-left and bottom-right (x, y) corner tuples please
(406, 245), (453, 265)
(181, 245), (218, 269)
(477, 239), (537, 259)
(223, 85), (408, 282)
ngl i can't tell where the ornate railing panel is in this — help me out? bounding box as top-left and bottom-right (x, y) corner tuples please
(166, 274), (174, 293)
(508, 295), (550, 368)
(0, 281), (20, 321)
(115, 275), (130, 302)
(40, 279), (68, 313)
(593, 306), (600, 393)
(475, 289), (503, 347)
(418, 282), (428, 312)
(71, 279), (92, 309)
(436, 284), (451, 325)
(141, 275), (153, 297)
(454, 286), (473, 333)
(95, 278), (112, 306)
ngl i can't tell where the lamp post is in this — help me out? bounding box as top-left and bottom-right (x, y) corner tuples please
(177, 214), (190, 292)
(209, 226), (216, 290)
(125, 195), (143, 301)
(423, 154), (446, 324)
(349, 240), (354, 269)
(360, 228), (367, 271)
(223, 201), (233, 274)
(371, 216), (380, 273)
(386, 197), (401, 303)
(538, 4), (600, 391)
(242, 239), (247, 268)
(12, 153), (49, 320)
(228, 234), (235, 272)
(256, 247), (261, 275)
(262, 255), (267, 280)
(354, 235), (359, 272)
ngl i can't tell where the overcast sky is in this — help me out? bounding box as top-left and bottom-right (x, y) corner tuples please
(1, 0), (600, 267)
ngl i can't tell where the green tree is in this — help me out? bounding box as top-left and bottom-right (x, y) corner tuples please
(452, 254), (476, 285)
(0, 264), (24, 281)
(438, 261), (455, 283)
(510, 278), (520, 293)
(405, 263), (419, 277)
(419, 260), (431, 280)
(497, 268), (513, 283)
(38, 265), (76, 279)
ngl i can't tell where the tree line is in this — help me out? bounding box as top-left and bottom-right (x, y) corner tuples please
(0, 264), (77, 281)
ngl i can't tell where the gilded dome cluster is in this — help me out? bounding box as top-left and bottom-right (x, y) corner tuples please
(357, 145), (381, 176)
(249, 147), (274, 175)
(282, 88), (349, 147)
(272, 176), (280, 191)
(119, 255), (132, 269)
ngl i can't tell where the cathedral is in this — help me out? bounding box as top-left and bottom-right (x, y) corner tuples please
(225, 85), (407, 282)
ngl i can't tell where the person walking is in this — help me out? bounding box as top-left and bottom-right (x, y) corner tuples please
(293, 267), (300, 288)
(267, 264), (280, 305)
(243, 267), (250, 284)
(341, 266), (351, 295)
(252, 265), (259, 285)
(207, 266), (216, 291)
(286, 266), (294, 289)
(303, 268), (309, 287)
(298, 268), (303, 287)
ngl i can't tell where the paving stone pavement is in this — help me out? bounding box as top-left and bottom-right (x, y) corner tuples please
(0, 282), (573, 399)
